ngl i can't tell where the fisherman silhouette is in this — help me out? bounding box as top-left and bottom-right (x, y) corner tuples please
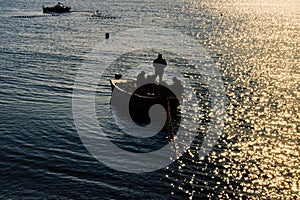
(137, 71), (146, 87)
(153, 54), (167, 83)
(171, 77), (184, 98)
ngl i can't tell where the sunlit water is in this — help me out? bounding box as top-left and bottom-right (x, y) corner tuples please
(0, 0), (299, 199)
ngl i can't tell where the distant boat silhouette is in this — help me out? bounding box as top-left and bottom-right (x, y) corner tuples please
(42, 2), (71, 13)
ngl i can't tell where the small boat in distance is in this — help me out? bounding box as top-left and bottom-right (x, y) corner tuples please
(43, 2), (71, 13)
(92, 10), (101, 17)
(89, 10), (119, 19)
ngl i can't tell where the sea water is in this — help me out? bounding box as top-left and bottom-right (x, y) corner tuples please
(0, 0), (299, 199)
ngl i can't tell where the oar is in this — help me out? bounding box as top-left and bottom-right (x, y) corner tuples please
(167, 98), (179, 159)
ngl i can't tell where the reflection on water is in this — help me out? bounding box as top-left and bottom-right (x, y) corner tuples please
(171, 0), (299, 199)
(0, 0), (298, 198)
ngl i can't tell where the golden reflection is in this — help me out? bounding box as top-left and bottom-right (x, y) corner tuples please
(172, 0), (299, 199)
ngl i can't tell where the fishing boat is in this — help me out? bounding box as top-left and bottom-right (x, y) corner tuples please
(42, 2), (71, 13)
(88, 10), (119, 19)
(109, 74), (182, 126)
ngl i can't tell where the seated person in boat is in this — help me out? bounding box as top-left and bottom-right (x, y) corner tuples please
(137, 71), (146, 87)
(146, 74), (156, 83)
(170, 77), (184, 98)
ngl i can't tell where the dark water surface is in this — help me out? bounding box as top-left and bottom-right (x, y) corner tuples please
(0, 0), (299, 199)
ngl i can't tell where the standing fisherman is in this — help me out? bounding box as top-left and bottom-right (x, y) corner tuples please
(153, 54), (167, 83)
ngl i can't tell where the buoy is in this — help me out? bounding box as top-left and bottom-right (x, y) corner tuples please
(105, 33), (109, 39)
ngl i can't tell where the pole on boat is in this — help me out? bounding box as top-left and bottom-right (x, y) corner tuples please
(167, 98), (179, 158)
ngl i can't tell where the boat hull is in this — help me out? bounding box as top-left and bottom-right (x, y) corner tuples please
(42, 6), (71, 13)
(110, 79), (181, 134)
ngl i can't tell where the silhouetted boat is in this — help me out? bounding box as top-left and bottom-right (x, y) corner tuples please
(42, 2), (71, 13)
(109, 75), (181, 126)
(88, 10), (119, 19)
